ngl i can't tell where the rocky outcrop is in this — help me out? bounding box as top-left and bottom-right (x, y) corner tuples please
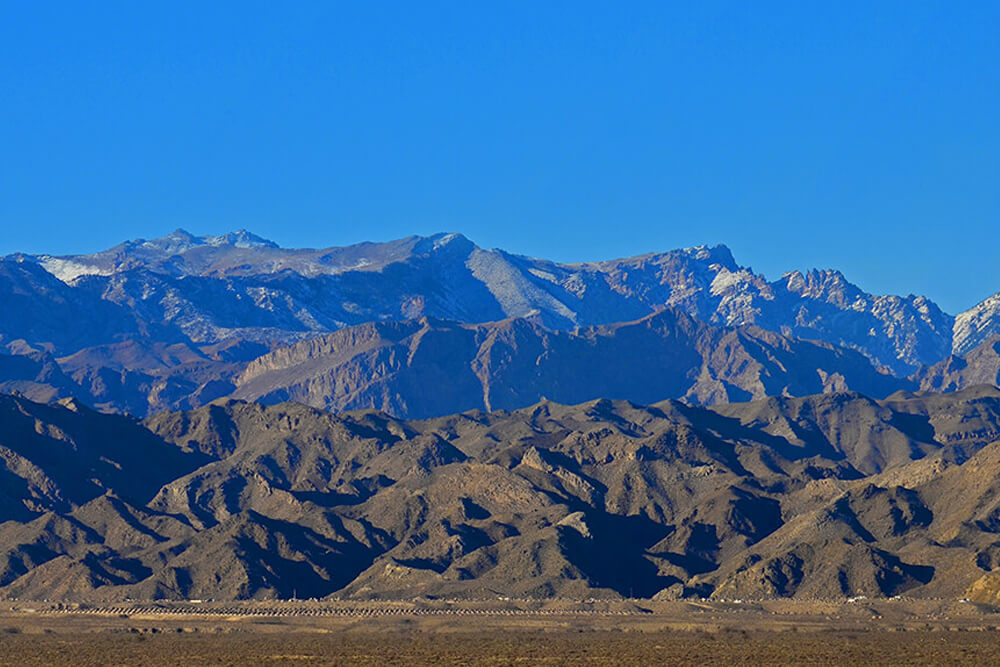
(0, 387), (999, 601)
(230, 310), (910, 418)
(3, 230), (967, 374)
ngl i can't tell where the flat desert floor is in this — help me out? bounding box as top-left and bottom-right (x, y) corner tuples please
(1, 599), (999, 665)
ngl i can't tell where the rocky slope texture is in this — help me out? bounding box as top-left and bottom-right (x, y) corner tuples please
(0, 309), (910, 419)
(954, 292), (1000, 356)
(2, 387), (1000, 602)
(917, 336), (1000, 394)
(3, 229), (979, 374)
(231, 310), (909, 418)
(3, 228), (996, 418)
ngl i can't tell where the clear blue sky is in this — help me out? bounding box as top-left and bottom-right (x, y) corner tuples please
(2, 2), (998, 313)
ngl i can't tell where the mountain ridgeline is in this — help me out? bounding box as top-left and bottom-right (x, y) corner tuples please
(2, 230), (1000, 603)
(3, 388), (1000, 602)
(0, 230), (998, 419)
(231, 310), (909, 418)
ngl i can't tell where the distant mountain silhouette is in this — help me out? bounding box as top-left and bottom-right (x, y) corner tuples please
(2, 231), (995, 417)
(2, 230), (972, 373)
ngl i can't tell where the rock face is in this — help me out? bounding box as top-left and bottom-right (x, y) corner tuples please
(0, 395), (207, 523)
(1, 228), (997, 419)
(0, 338), (268, 418)
(3, 230), (962, 374)
(918, 336), (1000, 394)
(954, 292), (1000, 356)
(2, 387), (1000, 602)
(231, 310), (910, 418)
(0, 309), (909, 419)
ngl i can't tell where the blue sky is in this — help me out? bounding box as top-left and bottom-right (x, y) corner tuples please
(2, 2), (998, 313)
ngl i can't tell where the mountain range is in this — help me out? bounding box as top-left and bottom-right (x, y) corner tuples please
(2, 387), (1000, 602)
(1, 230), (999, 419)
(2, 230), (1000, 602)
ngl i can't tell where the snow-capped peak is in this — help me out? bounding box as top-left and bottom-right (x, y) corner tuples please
(205, 230), (279, 249)
(142, 229), (278, 252)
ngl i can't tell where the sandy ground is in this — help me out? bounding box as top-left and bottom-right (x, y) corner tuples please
(1, 599), (999, 665)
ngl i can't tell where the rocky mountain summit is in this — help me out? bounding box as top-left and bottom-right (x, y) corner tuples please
(0, 230), (996, 420)
(3, 230), (977, 371)
(2, 387), (1000, 601)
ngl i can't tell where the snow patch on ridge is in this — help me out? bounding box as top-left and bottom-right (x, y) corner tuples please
(954, 292), (1000, 355)
(38, 257), (111, 283)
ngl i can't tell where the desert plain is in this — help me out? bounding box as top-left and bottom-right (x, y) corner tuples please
(2, 598), (1000, 665)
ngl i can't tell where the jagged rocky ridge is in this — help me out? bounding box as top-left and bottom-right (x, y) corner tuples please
(0, 308), (914, 418)
(231, 310), (910, 418)
(917, 336), (1000, 394)
(3, 387), (1000, 602)
(1, 229), (997, 418)
(4, 229), (992, 375)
